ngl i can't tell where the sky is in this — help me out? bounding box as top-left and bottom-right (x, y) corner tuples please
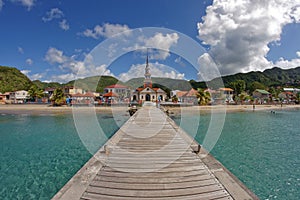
(0, 0), (300, 83)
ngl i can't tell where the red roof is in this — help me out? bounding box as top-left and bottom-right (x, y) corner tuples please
(105, 84), (128, 89)
(103, 91), (118, 97)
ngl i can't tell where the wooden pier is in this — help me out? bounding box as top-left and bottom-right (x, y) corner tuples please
(53, 104), (258, 200)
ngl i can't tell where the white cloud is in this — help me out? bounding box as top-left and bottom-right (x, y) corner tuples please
(0, 0), (4, 11)
(26, 58), (33, 65)
(197, 0), (300, 75)
(18, 46), (24, 54)
(59, 19), (70, 31)
(142, 33), (179, 60)
(297, 51), (300, 57)
(175, 56), (186, 67)
(81, 23), (131, 39)
(44, 47), (114, 83)
(45, 47), (68, 64)
(10, 0), (35, 10)
(21, 70), (31, 76)
(274, 57), (300, 69)
(21, 70), (44, 80)
(123, 32), (179, 60)
(42, 8), (64, 22)
(118, 62), (185, 82)
(30, 73), (43, 80)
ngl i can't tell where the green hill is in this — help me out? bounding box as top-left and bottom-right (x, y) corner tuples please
(0, 66), (32, 93)
(193, 66), (300, 90)
(1, 65), (299, 94)
(125, 77), (192, 91)
(65, 75), (120, 93)
(32, 80), (62, 90)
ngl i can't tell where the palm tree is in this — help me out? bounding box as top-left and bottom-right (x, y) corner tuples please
(197, 88), (211, 105)
(28, 85), (44, 102)
(50, 88), (66, 106)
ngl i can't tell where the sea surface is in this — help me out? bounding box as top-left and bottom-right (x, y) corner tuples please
(172, 109), (300, 200)
(0, 109), (299, 199)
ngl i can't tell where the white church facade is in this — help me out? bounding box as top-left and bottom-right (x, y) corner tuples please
(131, 55), (167, 103)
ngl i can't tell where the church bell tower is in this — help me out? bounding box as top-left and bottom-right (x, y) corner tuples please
(143, 52), (152, 88)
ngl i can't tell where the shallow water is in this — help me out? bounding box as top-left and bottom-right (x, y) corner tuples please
(172, 109), (300, 200)
(0, 113), (128, 199)
(0, 110), (299, 199)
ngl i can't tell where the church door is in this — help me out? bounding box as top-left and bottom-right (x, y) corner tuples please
(146, 94), (151, 101)
(132, 95), (137, 101)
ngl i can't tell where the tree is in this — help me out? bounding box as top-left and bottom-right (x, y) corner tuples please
(50, 88), (66, 106)
(197, 88), (211, 105)
(249, 81), (266, 94)
(229, 80), (246, 95)
(28, 85), (44, 102)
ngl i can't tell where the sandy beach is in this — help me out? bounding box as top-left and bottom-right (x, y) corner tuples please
(0, 103), (299, 115)
(0, 104), (129, 115)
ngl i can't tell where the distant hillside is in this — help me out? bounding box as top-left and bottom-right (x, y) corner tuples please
(125, 77), (192, 91)
(66, 75), (120, 93)
(32, 80), (62, 90)
(193, 66), (300, 90)
(0, 66), (32, 93)
(1, 65), (299, 94)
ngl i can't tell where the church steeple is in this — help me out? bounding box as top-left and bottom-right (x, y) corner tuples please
(144, 51), (152, 88)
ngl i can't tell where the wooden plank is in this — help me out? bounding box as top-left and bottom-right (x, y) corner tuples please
(81, 189), (231, 200)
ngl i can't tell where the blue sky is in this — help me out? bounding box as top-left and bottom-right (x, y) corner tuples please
(0, 0), (300, 83)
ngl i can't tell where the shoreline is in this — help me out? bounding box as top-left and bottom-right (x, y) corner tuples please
(163, 104), (300, 115)
(0, 104), (300, 115)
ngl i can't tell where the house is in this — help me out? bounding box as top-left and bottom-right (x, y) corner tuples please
(253, 89), (270, 104)
(104, 84), (130, 101)
(63, 86), (85, 96)
(170, 89), (198, 104)
(131, 55), (167, 104)
(0, 92), (10, 104)
(218, 88), (234, 103)
(9, 90), (29, 103)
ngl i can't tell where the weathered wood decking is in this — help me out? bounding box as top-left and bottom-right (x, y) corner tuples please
(53, 105), (258, 200)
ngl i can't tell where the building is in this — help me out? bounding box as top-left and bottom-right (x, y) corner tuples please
(170, 89), (198, 104)
(9, 90), (29, 103)
(253, 89), (270, 104)
(131, 55), (167, 103)
(104, 84), (130, 101)
(0, 92), (10, 104)
(63, 86), (85, 96)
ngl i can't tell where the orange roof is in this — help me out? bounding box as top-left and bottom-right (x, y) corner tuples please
(103, 91), (118, 97)
(219, 88), (234, 91)
(105, 84), (128, 89)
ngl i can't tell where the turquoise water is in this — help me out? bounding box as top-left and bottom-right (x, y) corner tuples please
(0, 113), (128, 199)
(1, 110), (299, 199)
(173, 109), (300, 200)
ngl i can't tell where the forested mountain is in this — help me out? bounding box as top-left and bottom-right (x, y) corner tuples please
(0, 66), (32, 93)
(1, 65), (300, 93)
(194, 66), (300, 90)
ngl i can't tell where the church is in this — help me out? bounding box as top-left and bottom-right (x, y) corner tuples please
(131, 56), (167, 103)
